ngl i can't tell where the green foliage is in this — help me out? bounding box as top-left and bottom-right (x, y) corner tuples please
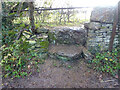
(55, 54), (71, 61)
(89, 44), (101, 55)
(68, 65), (72, 69)
(92, 49), (119, 76)
(39, 40), (49, 52)
(2, 2), (29, 45)
(53, 63), (57, 67)
(2, 2), (15, 29)
(1, 2), (49, 79)
(2, 2), (25, 29)
(1, 38), (35, 78)
(2, 29), (17, 45)
(48, 32), (56, 44)
(2, 23), (26, 45)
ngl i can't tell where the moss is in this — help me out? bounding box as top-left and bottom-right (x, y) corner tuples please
(40, 40), (49, 52)
(38, 53), (48, 59)
(55, 54), (71, 61)
(48, 32), (56, 44)
(101, 26), (106, 29)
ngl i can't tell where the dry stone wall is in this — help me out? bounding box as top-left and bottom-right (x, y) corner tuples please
(85, 7), (119, 50)
(49, 27), (87, 46)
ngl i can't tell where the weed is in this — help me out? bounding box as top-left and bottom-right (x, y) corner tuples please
(68, 65), (72, 69)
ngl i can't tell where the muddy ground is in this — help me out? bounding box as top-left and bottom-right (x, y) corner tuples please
(2, 58), (119, 88)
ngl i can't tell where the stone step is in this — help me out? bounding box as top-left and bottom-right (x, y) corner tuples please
(48, 44), (83, 61)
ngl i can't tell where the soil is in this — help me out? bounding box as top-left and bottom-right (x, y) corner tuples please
(2, 57), (119, 88)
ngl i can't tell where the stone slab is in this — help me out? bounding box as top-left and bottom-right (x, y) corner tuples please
(48, 44), (83, 60)
(90, 7), (115, 23)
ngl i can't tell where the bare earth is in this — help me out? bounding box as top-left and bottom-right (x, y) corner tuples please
(2, 57), (119, 88)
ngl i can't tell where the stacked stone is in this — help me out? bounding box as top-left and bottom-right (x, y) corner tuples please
(48, 27), (87, 61)
(84, 7), (119, 50)
(49, 27), (87, 46)
(22, 28), (49, 59)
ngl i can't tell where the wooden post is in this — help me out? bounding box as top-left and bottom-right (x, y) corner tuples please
(118, 1), (120, 39)
(67, 9), (70, 23)
(29, 2), (36, 33)
(59, 9), (63, 24)
(117, 1), (120, 85)
(0, 1), (2, 89)
(109, 5), (118, 52)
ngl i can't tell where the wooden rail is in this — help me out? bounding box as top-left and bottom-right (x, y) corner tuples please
(22, 7), (90, 11)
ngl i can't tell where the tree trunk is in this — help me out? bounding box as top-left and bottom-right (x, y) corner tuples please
(29, 2), (36, 33)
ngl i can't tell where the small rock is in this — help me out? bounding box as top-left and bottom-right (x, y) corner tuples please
(82, 47), (93, 63)
(37, 28), (49, 33)
(84, 22), (101, 30)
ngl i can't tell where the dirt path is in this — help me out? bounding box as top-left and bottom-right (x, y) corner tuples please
(2, 58), (119, 88)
